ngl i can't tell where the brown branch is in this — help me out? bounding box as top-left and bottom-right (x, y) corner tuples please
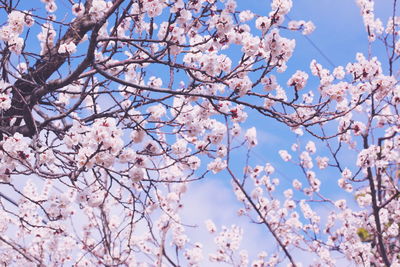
(1, 0), (126, 139)
(363, 136), (391, 266)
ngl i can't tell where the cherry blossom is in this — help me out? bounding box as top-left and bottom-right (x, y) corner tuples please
(0, 0), (398, 266)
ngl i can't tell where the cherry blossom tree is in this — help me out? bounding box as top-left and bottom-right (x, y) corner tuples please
(0, 0), (399, 266)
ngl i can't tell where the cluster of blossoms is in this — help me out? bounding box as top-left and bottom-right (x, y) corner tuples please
(208, 224), (245, 264)
(41, 0), (58, 13)
(89, 0), (112, 20)
(157, 22), (186, 54)
(356, 0), (383, 41)
(58, 42), (77, 55)
(142, 0), (166, 18)
(0, 133), (32, 182)
(288, 20), (316, 35)
(72, 3), (85, 16)
(37, 22), (56, 55)
(57, 82), (83, 105)
(0, 80), (12, 111)
(287, 70), (309, 91)
(0, 10), (33, 54)
(64, 118), (124, 169)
